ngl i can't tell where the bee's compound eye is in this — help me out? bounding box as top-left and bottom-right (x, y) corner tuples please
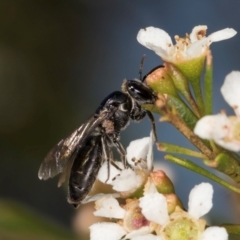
(110, 102), (120, 108)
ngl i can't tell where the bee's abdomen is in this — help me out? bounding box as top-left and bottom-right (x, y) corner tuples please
(68, 136), (102, 207)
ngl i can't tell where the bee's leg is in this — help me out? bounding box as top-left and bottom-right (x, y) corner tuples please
(146, 110), (158, 142)
(113, 140), (127, 168)
(139, 54), (146, 81)
(101, 136), (111, 183)
(110, 159), (123, 171)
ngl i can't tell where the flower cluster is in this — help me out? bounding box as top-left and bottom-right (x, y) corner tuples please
(89, 134), (227, 240)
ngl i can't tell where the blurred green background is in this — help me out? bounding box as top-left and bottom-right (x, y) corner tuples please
(0, 0), (240, 239)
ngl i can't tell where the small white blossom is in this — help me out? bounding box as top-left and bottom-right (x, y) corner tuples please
(90, 222), (127, 240)
(137, 26), (236, 63)
(194, 71), (240, 151)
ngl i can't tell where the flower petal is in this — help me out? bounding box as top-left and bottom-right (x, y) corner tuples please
(139, 191), (169, 225)
(194, 114), (230, 140)
(89, 222), (127, 240)
(126, 136), (150, 166)
(137, 27), (173, 55)
(94, 196), (126, 219)
(221, 71), (240, 116)
(200, 226), (228, 240)
(146, 43), (171, 61)
(97, 161), (123, 184)
(188, 183), (213, 219)
(112, 168), (143, 192)
(186, 37), (208, 57)
(126, 131), (154, 170)
(208, 28), (237, 43)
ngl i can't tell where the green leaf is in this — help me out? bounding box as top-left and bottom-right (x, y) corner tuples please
(167, 96), (198, 130)
(164, 155), (240, 194)
(0, 199), (77, 240)
(157, 142), (205, 158)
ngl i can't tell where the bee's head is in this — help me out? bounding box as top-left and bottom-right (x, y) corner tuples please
(122, 79), (156, 105)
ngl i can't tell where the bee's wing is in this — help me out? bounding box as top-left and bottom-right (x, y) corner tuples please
(57, 149), (78, 187)
(38, 109), (111, 181)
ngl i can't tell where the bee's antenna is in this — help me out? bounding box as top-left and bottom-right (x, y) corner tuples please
(139, 54), (146, 81)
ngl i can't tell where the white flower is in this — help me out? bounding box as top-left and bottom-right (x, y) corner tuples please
(194, 71), (240, 151)
(137, 26), (236, 63)
(90, 222), (127, 240)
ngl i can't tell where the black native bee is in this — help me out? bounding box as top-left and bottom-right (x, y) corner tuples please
(38, 58), (158, 208)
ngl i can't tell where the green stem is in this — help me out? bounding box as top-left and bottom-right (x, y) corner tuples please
(184, 92), (200, 118)
(204, 52), (213, 115)
(209, 140), (218, 153)
(165, 154), (240, 194)
(164, 111), (215, 159)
